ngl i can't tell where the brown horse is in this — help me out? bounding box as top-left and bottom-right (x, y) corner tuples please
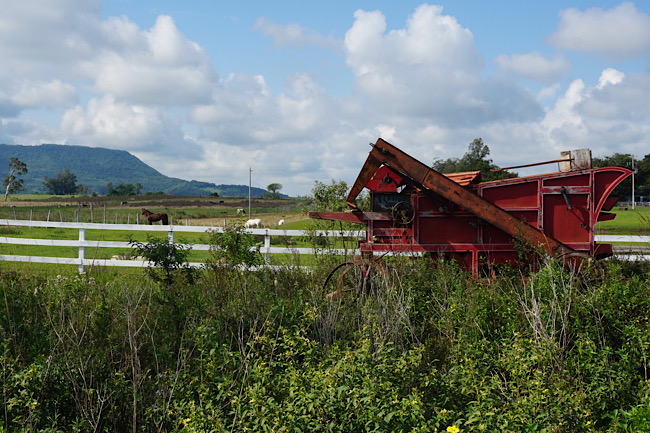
(141, 208), (169, 225)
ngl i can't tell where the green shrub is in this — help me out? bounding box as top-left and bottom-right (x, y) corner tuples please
(1, 253), (650, 431)
(130, 236), (196, 287)
(206, 223), (263, 269)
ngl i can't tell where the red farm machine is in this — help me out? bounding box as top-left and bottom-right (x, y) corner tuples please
(309, 138), (632, 297)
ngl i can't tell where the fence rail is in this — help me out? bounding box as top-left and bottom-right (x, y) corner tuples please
(0, 219), (647, 272)
(0, 219), (364, 272)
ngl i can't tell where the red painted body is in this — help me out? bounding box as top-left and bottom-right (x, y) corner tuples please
(310, 139), (632, 276)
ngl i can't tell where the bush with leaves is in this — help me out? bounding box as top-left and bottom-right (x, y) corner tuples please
(3, 252), (650, 431)
(207, 223), (263, 269)
(130, 236), (196, 287)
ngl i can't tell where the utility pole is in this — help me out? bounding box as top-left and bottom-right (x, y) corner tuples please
(632, 155), (636, 209)
(249, 167), (252, 217)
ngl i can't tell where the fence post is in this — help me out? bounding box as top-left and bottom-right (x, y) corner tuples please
(264, 230), (271, 264)
(78, 228), (85, 273)
(168, 229), (174, 244)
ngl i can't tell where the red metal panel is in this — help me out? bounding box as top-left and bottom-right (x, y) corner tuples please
(594, 168), (632, 215)
(417, 215), (478, 244)
(480, 179), (540, 209)
(542, 194), (590, 245)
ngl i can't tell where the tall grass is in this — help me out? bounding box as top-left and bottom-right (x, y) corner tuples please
(1, 250), (650, 431)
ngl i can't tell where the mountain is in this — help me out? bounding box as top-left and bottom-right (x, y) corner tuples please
(0, 143), (270, 197)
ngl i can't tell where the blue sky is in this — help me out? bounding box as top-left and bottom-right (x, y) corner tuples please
(2, 1), (650, 195)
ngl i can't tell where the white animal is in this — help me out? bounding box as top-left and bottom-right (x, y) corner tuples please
(278, 219), (285, 226)
(244, 218), (261, 228)
(236, 208), (246, 215)
(111, 255), (147, 261)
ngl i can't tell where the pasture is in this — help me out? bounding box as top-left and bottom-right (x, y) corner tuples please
(4, 193), (645, 233)
(0, 194), (308, 226)
(595, 205), (650, 234)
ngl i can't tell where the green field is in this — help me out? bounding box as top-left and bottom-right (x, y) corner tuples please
(595, 206), (650, 234)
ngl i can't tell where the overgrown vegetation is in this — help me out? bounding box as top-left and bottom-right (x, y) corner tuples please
(130, 236), (197, 287)
(1, 241), (650, 431)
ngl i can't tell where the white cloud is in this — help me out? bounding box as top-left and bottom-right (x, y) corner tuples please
(542, 78), (587, 136)
(0, 0), (102, 79)
(548, 2), (650, 59)
(597, 68), (625, 89)
(254, 17), (341, 50)
(0, 117), (66, 147)
(1, 1), (650, 196)
(90, 15), (217, 106)
(540, 68), (650, 158)
(10, 80), (78, 109)
(343, 5), (542, 125)
(190, 72), (348, 146)
(60, 95), (202, 158)
(538, 84), (561, 102)
(584, 71), (650, 121)
(494, 52), (570, 83)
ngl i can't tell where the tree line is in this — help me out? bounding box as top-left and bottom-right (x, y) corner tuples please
(593, 153), (650, 200)
(3, 142), (648, 200)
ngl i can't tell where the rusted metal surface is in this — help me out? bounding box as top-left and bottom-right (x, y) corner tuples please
(490, 158), (572, 172)
(310, 138), (632, 276)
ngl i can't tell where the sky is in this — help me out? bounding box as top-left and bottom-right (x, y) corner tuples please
(2, 1), (650, 196)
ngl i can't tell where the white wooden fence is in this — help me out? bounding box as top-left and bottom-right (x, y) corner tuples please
(0, 219), (647, 273)
(0, 219), (364, 273)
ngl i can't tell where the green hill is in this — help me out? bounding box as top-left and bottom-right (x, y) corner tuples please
(0, 143), (269, 197)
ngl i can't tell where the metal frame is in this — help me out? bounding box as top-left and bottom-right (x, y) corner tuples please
(310, 138), (632, 276)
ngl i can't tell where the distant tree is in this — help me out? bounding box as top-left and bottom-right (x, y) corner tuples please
(43, 169), (79, 195)
(107, 182), (144, 196)
(267, 183), (283, 198)
(432, 138), (518, 182)
(311, 179), (349, 212)
(76, 184), (90, 195)
(593, 153), (650, 199)
(3, 157), (28, 201)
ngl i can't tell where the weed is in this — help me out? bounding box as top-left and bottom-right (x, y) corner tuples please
(129, 236), (196, 288)
(1, 249), (650, 431)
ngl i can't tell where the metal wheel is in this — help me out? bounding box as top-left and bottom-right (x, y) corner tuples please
(322, 257), (390, 300)
(558, 251), (604, 286)
(391, 201), (414, 225)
